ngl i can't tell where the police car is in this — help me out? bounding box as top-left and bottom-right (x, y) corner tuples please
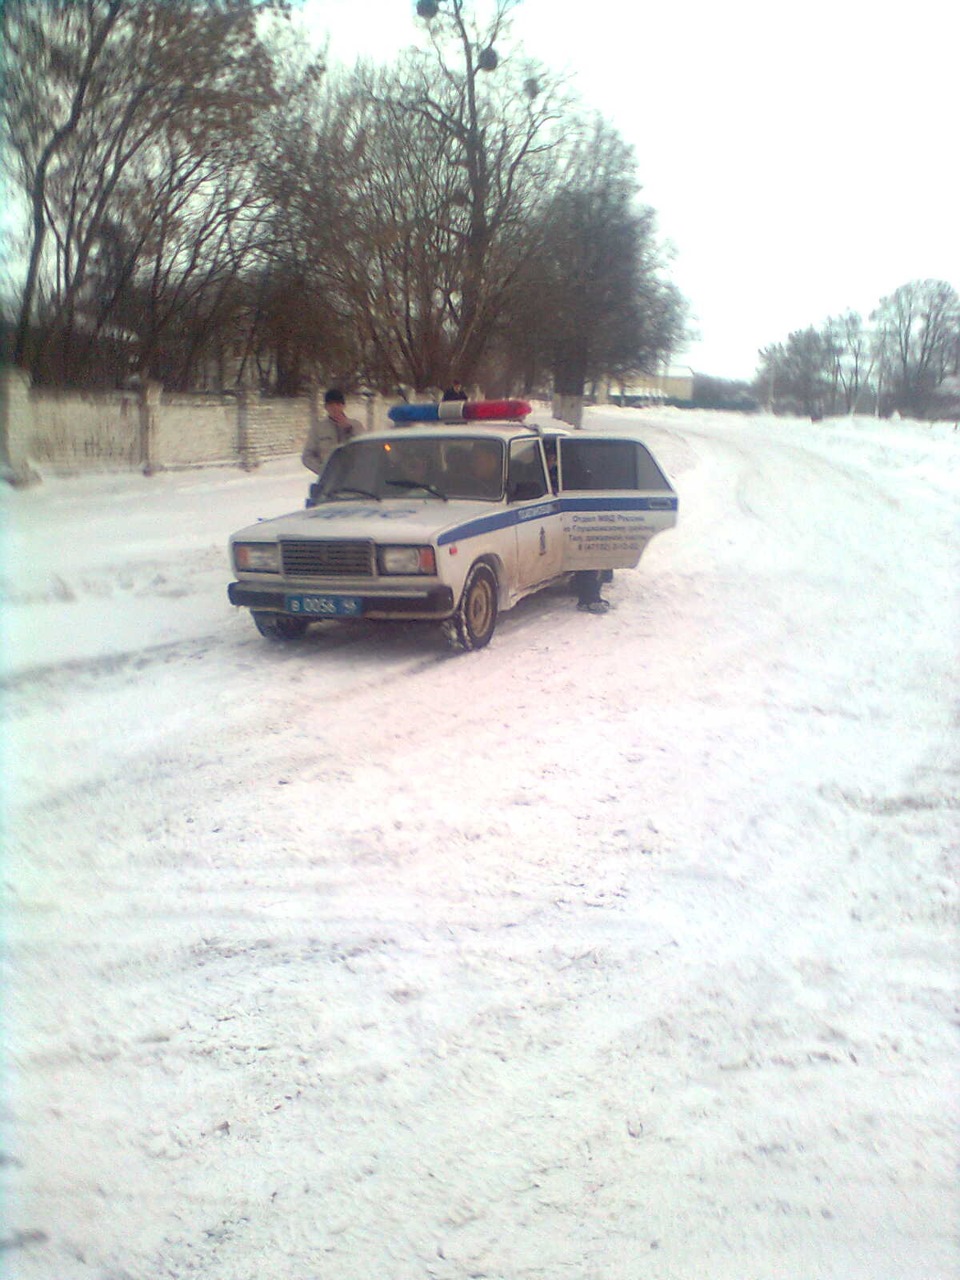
(227, 399), (677, 650)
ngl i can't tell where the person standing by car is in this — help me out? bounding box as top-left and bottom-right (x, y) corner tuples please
(442, 380), (468, 402)
(303, 388), (361, 474)
(303, 389), (362, 505)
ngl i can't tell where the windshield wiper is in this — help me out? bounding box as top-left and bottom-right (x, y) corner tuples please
(325, 486), (381, 501)
(385, 478), (448, 501)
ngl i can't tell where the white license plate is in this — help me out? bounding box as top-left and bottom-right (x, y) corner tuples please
(286, 594), (363, 617)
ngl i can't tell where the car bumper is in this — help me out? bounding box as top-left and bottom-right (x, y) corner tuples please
(227, 581), (455, 620)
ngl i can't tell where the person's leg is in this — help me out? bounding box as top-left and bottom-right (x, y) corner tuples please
(574, 570), (595, 604)
(575, 570), (610, 612)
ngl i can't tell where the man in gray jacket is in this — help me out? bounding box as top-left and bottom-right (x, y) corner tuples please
(302, 388), (362, 476)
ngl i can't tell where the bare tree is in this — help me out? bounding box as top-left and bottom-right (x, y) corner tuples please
(497, 118), (685, 422)
(114, 140), (275, 386)
(2, 0), (125, 367)
(2, 0), (285, 383)
(871, 279), (960, 418)
(824, 312), (874, 414)
(366, 0), (568, 388)
(757, 327), (835, 419)
(257, 3), (570, 395)
(254, 63), (364, 390)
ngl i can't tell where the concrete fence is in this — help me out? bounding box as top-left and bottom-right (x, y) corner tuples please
(0, 367), (387, 483)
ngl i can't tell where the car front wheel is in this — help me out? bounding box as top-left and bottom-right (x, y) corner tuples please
(452, 563), (498, 650)
(252, 611), (309, 641)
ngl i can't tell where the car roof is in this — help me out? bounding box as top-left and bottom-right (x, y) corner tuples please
(359, 425), (544, 443)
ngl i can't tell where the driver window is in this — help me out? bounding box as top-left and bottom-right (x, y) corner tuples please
(507, 438), (548, 502)
(319, 440), (382, 498)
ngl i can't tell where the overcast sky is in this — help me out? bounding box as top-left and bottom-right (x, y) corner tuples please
(297, 0), (959, 380)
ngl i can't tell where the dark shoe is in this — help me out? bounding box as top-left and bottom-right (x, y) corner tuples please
(577, 599), (610, 614)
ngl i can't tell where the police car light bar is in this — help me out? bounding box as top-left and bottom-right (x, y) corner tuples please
(388, 399), (532, 424)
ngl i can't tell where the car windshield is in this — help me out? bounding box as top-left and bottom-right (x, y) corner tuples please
(318, 436), (505, 502)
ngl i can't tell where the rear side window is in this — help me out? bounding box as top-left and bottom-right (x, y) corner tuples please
(560, 440), (671, 491)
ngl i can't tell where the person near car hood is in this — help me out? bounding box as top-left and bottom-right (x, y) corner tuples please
(302, 388), (362, 476)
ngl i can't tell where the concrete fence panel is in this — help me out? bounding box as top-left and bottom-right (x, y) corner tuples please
(243, 396), (314, 465)
(28, 387), (140, 470)
(149, 393), (237, 468)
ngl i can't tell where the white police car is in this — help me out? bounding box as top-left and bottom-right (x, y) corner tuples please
(227, 400), (677, 650)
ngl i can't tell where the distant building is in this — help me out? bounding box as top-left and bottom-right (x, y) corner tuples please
(609, 365), (694, 407)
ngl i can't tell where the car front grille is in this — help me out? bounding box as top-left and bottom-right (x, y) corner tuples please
(280, 539), (375, 577)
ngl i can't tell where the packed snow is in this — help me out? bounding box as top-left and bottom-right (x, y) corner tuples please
(2, 407), (958, 1279)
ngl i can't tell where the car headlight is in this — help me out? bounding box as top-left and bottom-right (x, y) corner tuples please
(377, 545), (437, 575)
(234, 542), (281, 573)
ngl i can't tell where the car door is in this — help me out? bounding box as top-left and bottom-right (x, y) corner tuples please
(556, 436), (677, 570)
(506, 436), (563, 589)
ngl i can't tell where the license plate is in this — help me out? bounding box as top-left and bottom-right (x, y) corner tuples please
(286, 594), (364, 617)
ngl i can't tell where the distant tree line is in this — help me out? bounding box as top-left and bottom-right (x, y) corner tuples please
(689, 375), (757, 412)
(756, 279), (960, 420)
(0, 0), (685, 398)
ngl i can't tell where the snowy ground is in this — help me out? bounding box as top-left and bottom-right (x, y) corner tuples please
(2, 407), (958, 1279)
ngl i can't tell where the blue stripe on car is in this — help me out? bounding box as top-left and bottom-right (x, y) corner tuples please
(437, 508), (531, 545)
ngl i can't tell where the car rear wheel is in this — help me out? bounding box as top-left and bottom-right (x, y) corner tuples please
(452, 563), (498, 650)
(252, 611), (309, 641)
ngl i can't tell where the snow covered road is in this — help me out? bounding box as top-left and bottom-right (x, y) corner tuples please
(3, 409), (958, 1278)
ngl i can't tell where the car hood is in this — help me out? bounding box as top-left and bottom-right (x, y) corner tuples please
(230, 497), (502, 545)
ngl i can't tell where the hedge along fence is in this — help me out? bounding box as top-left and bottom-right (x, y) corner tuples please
(0, 368), (386, 482)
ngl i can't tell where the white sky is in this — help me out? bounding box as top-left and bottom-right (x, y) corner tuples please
(296, 0), (960, 380)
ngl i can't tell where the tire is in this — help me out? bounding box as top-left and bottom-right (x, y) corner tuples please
(252, 611), (309, 641)
(452, 563), (498, 650)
